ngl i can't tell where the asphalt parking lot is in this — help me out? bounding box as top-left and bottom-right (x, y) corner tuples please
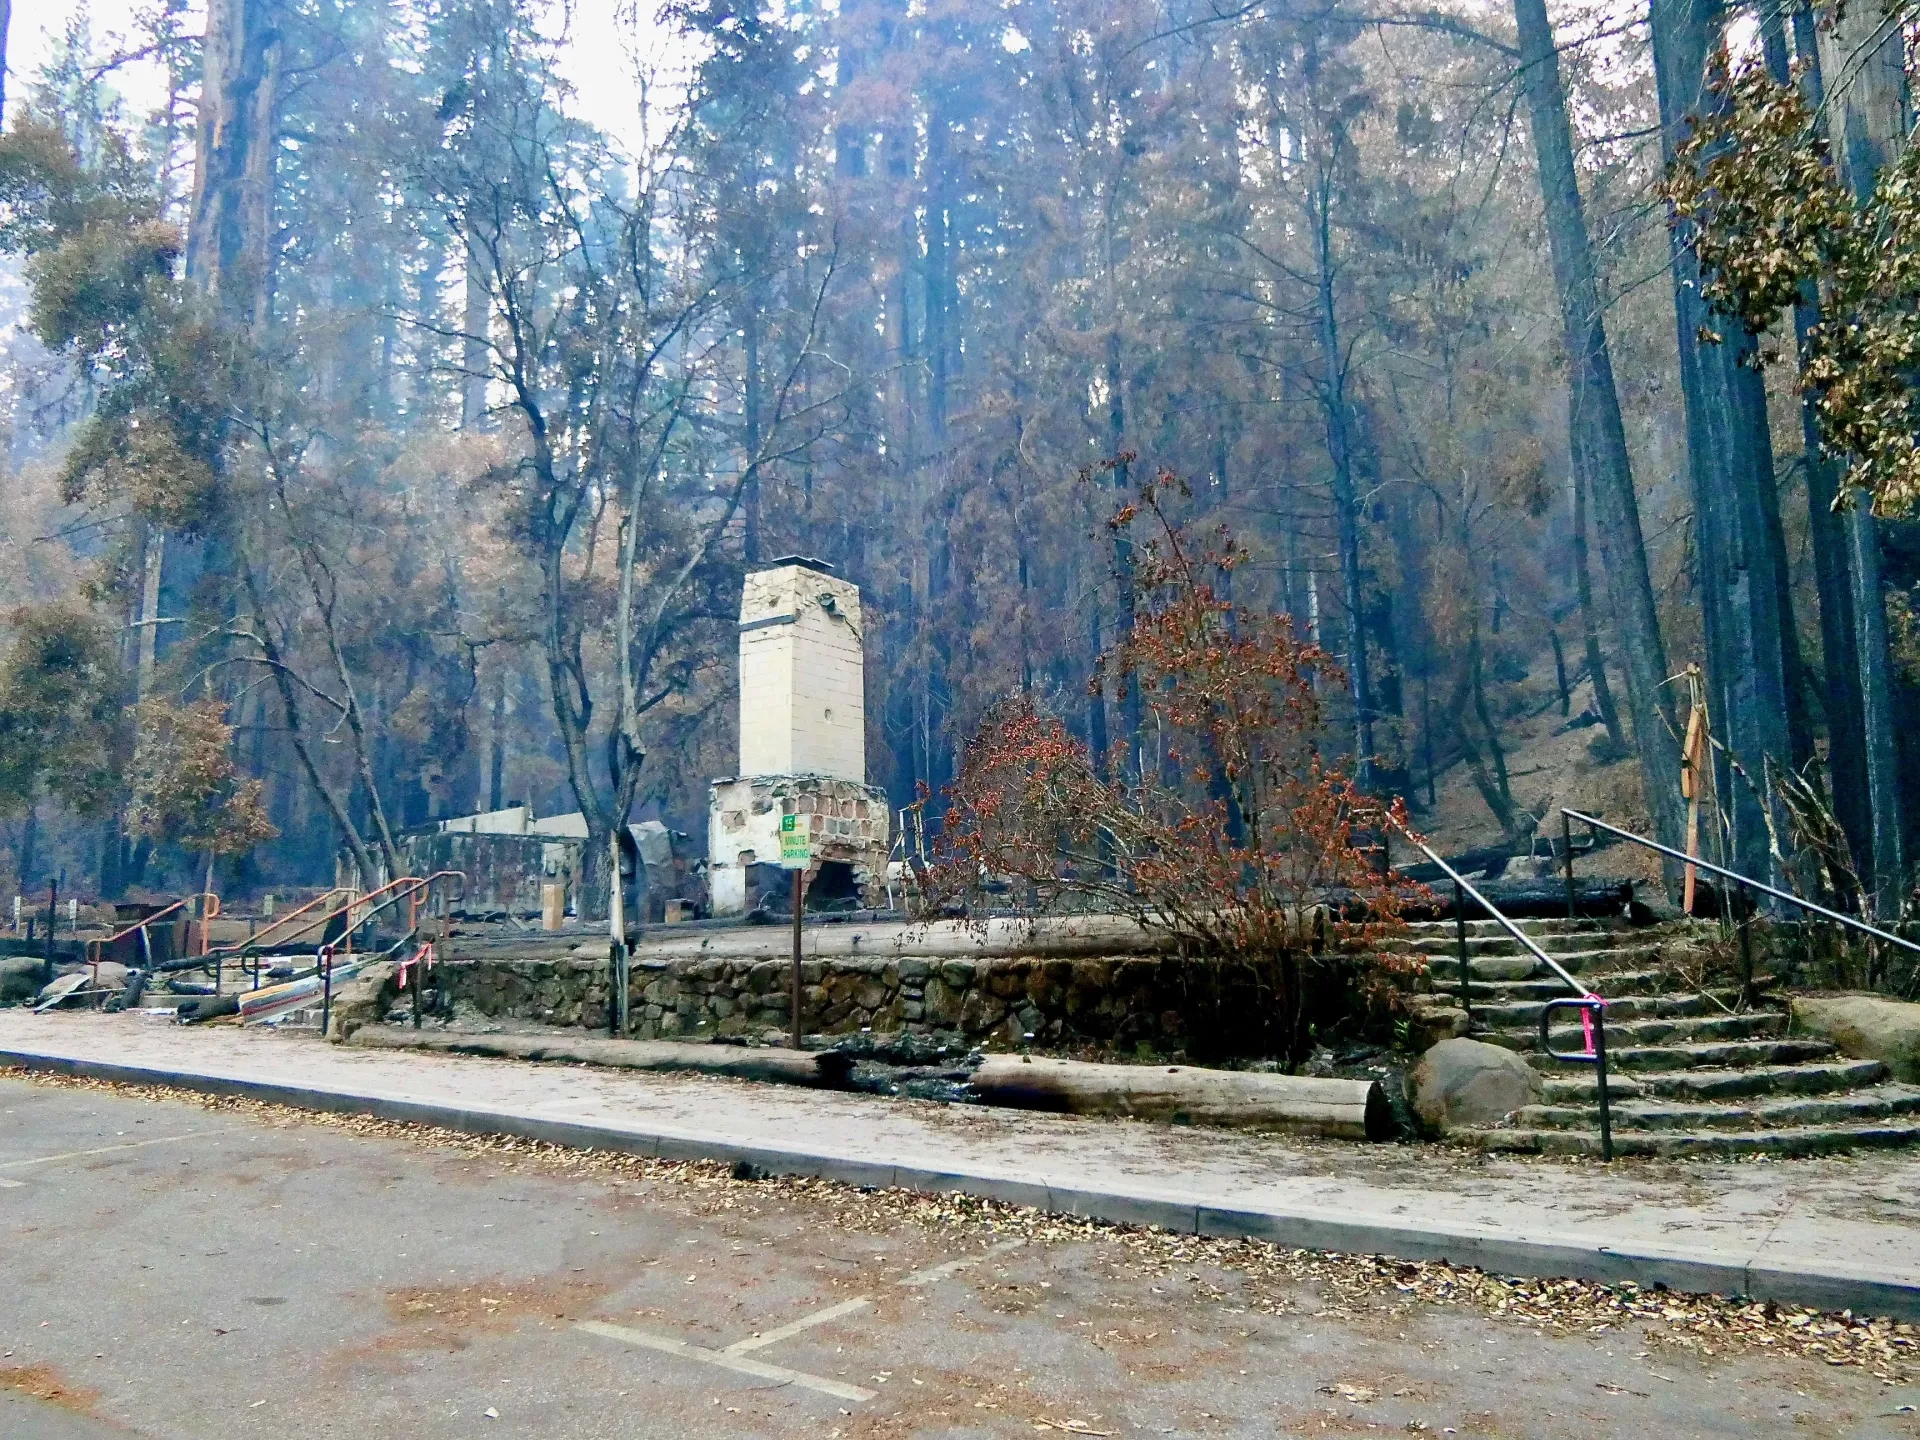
(2, 1072), (1917, 1438)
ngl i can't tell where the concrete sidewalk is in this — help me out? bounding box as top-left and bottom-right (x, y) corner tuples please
(3, 1010), (1918, 1319)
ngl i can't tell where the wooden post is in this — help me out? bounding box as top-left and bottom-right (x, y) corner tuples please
(790, 869), (804, 1050)
(1680, 670), (1708, 917)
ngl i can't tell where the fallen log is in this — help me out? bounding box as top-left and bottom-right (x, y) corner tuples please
(969, 1055), (1390, 1140)
(178, 994), (240, 1023)
(1397, 878), (1633, 921)
(349, 1027), (856, 1088)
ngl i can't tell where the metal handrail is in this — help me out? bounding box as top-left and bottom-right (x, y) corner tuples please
(1390, 819), (1615, 1160)
(87, 892), (219, 958)
(1562, 809), (1920, 962)
(406, 870), (466, 928)
(87, 893), (220, 984)
(206, 887), (355, 961)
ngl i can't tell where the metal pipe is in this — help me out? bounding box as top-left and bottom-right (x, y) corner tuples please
(1539, 995), (1615, 1162)
(1454, 880), (1471, 1029)
(790, 869), (805, 1051)
(1592, 1006), (1614, 1162)
(1564, 809), (1920, 959)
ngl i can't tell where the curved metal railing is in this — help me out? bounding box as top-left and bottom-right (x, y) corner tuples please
(86, 893), (220, 985)
(205, 887), (355, 964)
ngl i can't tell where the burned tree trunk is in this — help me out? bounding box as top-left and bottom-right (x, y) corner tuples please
(187, 0), (282, 327)
(1513, 0), (1684, 858)
(1649, 0), (1797, 887)
(1811, 0), (1910, 916)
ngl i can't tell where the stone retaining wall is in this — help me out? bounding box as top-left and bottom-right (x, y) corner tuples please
(435, 945), (1390, 1060)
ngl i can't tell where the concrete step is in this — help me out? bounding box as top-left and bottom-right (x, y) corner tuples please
(1465, 1118), (1920, 1159)
(1543, 1057), (1888, 1103)
(1539, 1072), (1646, 1103)
(1430, 968), (1721, 1001)
(1414, 946), (1669, 983)
(1499, 1011), (1788, 1053)
(1401, 917), (1623, 938)
(1514, 1084), (1920, 1133)
(1401, 918), (1705, 941)
(1579, 1037), (1836, 1072)
(1395, 933), (1680, 963)
(1463, 990), (1749, 1029)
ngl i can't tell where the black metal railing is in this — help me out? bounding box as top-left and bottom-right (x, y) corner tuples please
(1392, 820), (1615, 1160)
(1561, 809), (1920, 999)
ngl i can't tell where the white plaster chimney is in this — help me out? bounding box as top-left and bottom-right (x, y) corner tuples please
(737, 557), (865, 783)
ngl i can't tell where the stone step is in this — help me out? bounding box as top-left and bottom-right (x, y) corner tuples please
(1542, 1057), (1887, 1103)
(1431, 968), (1693, 1001)
(1514, 1083), (1920, 1133)
(1464, 1118), (1920, 1159)
(1402, 917), (1708, 940)
(1463, 990), (1749, 1029)
(1538, 1072), (1647, 1102)
(1401, 917), (1624, 937)
(1395, 933), (1678, 962)
(1497, 1011), (1787, 1053)
(1571, 1037), (1836, 1072)
(1412, 946), (1669, 982)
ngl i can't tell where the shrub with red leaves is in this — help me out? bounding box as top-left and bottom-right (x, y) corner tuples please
(926, 472), (1420, 1064)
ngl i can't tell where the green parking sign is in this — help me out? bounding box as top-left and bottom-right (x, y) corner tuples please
(779, 812), (810, 869)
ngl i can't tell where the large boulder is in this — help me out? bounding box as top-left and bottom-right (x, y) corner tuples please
(1793, 994), (1920, 1083)
(0, 956), (48, 1006)
(1411, 1037), (1542, 1134)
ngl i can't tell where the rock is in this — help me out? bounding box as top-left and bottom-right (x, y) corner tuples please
(87, 962), (130, 992)
(1793, 993), (1920, 1083)
(1407, 997), (1469, 1051)
(325, 961), (400, 1042)
(1410, 1037), (1541, 1134)
(0, 955), (48, 1006)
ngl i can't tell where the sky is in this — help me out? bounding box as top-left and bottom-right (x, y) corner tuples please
(11, 0), (671, 157)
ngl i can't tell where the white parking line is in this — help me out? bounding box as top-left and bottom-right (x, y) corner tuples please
(897, 1237), (1027, 1288)
(723, 1296), (872, 1355)
(576, 1320), (878, 1403)
(0, 1130), (230, 1171)
(577, 1236), (1025, 1405)
(0, 1177), (22, 1188)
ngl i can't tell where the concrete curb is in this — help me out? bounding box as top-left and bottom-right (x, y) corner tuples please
(6, 1044), (1918, 1321)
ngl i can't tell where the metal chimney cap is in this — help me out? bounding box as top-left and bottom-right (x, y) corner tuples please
(763, 555), (836, 575)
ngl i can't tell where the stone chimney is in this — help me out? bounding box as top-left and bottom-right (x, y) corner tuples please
(737, 558), (866, 782)
(707, 559), (890, 919)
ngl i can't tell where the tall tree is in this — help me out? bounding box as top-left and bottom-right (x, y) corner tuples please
(1513, 0), (1686, 854)
(1757, 5), (1872, 887)
(186, 0), (282, 326)
(1811, 0), (1909, 915)
(1648, 0), (1797, 884)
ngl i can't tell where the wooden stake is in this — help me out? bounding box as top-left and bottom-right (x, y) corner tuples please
(1680, 667), (1709, 916)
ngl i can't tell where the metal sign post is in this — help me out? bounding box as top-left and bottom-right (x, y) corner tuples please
(608, 830), (629, 1038)
(780, 814), (809, 1049)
